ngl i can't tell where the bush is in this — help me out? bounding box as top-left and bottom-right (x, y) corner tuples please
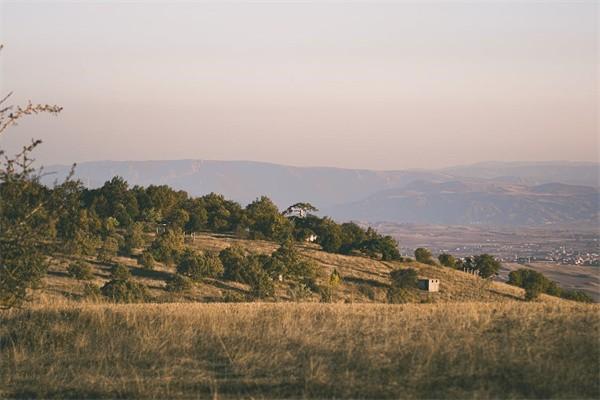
(165, 274), (193, 293)
(390, 268), (418, 289)
(473, 254), (501, 278)
(222, 291), (247, 302)
(67, 261), (94, 280)
(110, 264), (132, 281)
(101, 279), (148, 303)
(177, 249), (224, 281)
(287, 282), (313, 301)
(138, 251), (155, 270)
(561, 289), (593, 303)
(82, 282), (102, 300)
(438, 253), (457, 268)
(219, 245), (247, 282)
(414, 248), (435, 265)
(249, 270), (275, 300)
(150, 229), (184, 266)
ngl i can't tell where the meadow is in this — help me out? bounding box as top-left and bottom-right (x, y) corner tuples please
(1, 301), (599, 399)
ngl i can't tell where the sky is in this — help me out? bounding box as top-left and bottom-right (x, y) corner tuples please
(0, 1), (598, 170)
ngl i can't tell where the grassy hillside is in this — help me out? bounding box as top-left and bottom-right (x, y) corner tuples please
(1, 302), (598, 399)
(41, 232), (541, 304)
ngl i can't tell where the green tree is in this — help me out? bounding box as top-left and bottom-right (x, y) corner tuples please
(219, 245), (248, 282)
(150, 229), (184, 266)
(176, 249), (223, 281)
(120, 222), (145, 255)
(316, 218), (343, 253)
(473, 254), (501, 278)
(414, 248), (435, 265)
(438, 253), (457, 268)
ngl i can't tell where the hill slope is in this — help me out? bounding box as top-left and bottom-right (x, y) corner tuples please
(43, 232), (554, 304)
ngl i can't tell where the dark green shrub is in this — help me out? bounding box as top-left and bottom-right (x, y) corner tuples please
(177, 249), (223, 281)
(414, 248), (435, 265)
(150, 229), (184, 266)
(473, 254), (501, 278)
(561, 289), (593, 303)
(249, 270), (275, 299)
(110, 264), (132, 281)
(438, 253), (457, 268)
(67, 261), (94, 280)
(138, 251), (156, 270)
(101, 279), (148, 303)
(390, 268), (418, 289)
(165, 274), (193, 293)
(222, 291), (247, 303)
(219, 245), (247, 282)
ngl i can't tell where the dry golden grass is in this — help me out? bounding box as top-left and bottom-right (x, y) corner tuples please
(1, 301), (598, 399)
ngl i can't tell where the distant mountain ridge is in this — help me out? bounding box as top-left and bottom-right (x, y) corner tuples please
(43, 159), (600, 226)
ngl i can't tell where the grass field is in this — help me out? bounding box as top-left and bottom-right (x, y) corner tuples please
(1, 301), (598, 399)
(3, 233), (598, 399)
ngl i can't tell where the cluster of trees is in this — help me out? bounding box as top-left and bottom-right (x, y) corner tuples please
(414, 247), (501, 279)
(508, 268), (593, 302)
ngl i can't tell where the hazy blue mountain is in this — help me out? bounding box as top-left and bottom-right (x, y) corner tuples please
(441, 161), (599, 187)
(43, 159), (600, 226)
(43, 159), (451, 208)
(325, 180), (600, 226)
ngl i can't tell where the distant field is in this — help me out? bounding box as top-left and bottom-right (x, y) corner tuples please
(1, 302), (598, 399)
(500, 262), (600, 301)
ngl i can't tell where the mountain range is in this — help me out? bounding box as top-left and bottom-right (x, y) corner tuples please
(43, 160), (599, 227)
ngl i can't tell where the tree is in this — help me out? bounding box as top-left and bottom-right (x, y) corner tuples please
(0, 46), (63, 307)
(473, 254), (501, 278)
(177, 249), (223, 281)
(219, 245), (248, 282)
(414, 248), (435, 265)
(67, 261), (94, 280)
(165, 274), (193, 293)
(521, 269), (547, 301)
(438, 253), (457, 268)
(316, 218), (342, 253)
(282, 202), (318, 217)
(120, 222), (145, 255)
(150, 229), (184, 266)
(245, 196), (292, 240)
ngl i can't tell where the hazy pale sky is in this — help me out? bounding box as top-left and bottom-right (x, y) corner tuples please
(0, 1), (597, 169)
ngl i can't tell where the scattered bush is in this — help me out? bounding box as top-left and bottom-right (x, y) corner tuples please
(561, 289), (593, 303)
(414, 248), (436, 265)
(219, 245), (248, 282)
(138, 251), (155, 270)
(67, 261), (94, 280)
(287, 282), (313, 301)
(165, 274), (193, 293)
(390, 268), (418, 289)
(177, 249), (224, 281)
(387, 287), (411, 304)
(222, 291), (247, 303)
(101, 279), (148, 303)
(110, 264), (132, 281)
(150, 229), (184, 266)
(438, 253), (457, 268)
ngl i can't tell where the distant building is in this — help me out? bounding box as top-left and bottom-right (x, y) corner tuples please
(305, 234), (318, 243)
(418, 279), (440, 292)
